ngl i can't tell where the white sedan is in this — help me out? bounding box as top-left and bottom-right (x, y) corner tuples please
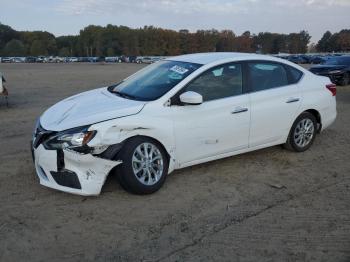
(31, 53), (337, 195)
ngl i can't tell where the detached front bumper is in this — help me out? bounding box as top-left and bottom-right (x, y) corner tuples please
(32, 143), (121, 196)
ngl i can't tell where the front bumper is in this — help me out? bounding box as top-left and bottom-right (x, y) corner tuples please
(32, 143), (121, 196)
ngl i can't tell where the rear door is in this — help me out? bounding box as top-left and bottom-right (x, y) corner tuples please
(248, 61), (303, 147)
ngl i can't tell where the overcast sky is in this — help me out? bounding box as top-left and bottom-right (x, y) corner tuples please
(1, 0), (349, 43)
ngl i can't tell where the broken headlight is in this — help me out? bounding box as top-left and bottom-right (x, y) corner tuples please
(43, 126), (96, 151)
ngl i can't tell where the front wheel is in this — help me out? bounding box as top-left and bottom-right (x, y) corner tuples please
(115, 137), (169, 194)
(284, 112), (317, 152)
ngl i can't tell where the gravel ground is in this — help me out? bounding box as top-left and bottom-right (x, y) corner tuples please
(0, 63), (349, 262)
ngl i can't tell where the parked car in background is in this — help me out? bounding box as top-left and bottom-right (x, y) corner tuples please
(36, 56), (45, 63)
(69, 57), (79, 62)
(76, 57), (87, 62)
(88, 56), (105, 63)
(141, 57), (153, 64)
(310, 56), (350, 86)
(128, 56), (139, 63)
(136, 57), (143, 63)
(117, 55), (129, 63)
(105, 57), (118, 63)
(288, 55), (308, 64)
(300, 55), (312, 64)
(13, 57), (26, 63)
(309, 56), (326, 64)
(31, 52), (336, 196)
(1, 57), (12, 63)
(55, 57), (64, 63)
(97, 56), (105, 62)
(151, 57), (162, 63)
(25, 56), (37, 63)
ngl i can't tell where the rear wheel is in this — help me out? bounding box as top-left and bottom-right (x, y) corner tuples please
(115, 137), (169, 194)
(284, 112), (317, 152)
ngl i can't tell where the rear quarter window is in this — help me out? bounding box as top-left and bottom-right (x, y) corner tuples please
(286, 65), (303, 84)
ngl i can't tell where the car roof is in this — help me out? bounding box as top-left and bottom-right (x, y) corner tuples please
(166, 52), (278, 65)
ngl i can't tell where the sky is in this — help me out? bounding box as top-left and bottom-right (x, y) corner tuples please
(0, 0), (349, 43)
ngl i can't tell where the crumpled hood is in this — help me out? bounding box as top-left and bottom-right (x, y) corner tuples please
(40, 87), (145, 131)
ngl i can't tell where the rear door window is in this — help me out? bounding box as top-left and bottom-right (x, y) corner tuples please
(248, 62), (289, 92)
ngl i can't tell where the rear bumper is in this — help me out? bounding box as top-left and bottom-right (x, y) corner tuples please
(320, 98), (337, 132)
(32, 144), (121, 196)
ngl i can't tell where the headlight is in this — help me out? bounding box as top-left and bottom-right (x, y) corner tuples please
(329, 70), (343, 74)
(43, 126), (96, 151)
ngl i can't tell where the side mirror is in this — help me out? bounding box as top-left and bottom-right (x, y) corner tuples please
(179, 91), (203, 105)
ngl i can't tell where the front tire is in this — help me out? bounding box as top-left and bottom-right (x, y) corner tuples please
(284, 112), (317, 152)
(115, 137), (169, 194)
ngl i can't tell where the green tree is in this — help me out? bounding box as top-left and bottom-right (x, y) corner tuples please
(30, 40), (48, 56)
(337, 29), (350, 52)
(1, 21), (350, 57)
(21, 31), (57, 55)
(58, 47), (70, 57)
(216, 30), (236, 51)
(106, 47), (115, 56)
(287, 32), (310, 54)
(3, 39), (26, 56)
(317, 31), (332, 52)
(0, 23), (19, 53)
(56, 35), (78, 56)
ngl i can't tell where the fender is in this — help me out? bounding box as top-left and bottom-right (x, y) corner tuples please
(88, 113), (177, 173)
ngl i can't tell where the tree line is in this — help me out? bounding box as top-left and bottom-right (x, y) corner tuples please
(316, 30), (350, 53)
(0, 22), (349, 57)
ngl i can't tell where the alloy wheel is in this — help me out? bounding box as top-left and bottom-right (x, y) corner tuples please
(293, 118), (315, 148)
(131, 143), (164, 186)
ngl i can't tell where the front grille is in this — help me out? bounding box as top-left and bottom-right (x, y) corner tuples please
(33, 125), (56, 148)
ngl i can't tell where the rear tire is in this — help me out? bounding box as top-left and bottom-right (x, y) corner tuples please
(114, 137), (169, 194)
(284, 112), (317, 152)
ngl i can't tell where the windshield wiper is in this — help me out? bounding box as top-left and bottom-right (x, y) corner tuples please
(112, 90), (139, 100)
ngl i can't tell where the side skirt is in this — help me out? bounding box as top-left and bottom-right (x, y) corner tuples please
(177, 139), (286, 169)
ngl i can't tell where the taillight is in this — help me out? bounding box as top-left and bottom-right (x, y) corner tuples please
(326, 83), (336, 96)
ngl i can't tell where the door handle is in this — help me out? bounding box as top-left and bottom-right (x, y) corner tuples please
(232, 107), (248, 114)
(286, 98), (300, 103)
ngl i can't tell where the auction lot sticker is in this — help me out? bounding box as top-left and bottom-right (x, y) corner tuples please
(170, 65), (189, 75)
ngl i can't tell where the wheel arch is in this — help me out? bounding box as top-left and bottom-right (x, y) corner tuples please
(106, 134), (175, 179)
(122, 135), (172, 162)
(303, 109), (322, 132)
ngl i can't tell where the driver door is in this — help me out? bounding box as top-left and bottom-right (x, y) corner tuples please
(170, 63), (250, 167)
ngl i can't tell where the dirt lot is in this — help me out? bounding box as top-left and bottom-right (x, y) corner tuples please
(0, 63), (349, 262)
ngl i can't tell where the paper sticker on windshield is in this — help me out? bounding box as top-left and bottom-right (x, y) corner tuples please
(170, 65), (189, 75)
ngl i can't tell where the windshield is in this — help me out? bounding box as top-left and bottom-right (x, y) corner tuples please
(322, 57), (350, 66)
(109, 60), (202, 101)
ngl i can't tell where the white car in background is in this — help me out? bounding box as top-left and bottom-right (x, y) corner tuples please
(68, 57), (79, 62)
(31, 52), (337, 196)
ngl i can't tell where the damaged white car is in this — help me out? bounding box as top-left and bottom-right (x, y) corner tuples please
(31, 53), (337, 196)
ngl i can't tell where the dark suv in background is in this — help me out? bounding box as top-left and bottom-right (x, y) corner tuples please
(310, 56), (350, 86)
